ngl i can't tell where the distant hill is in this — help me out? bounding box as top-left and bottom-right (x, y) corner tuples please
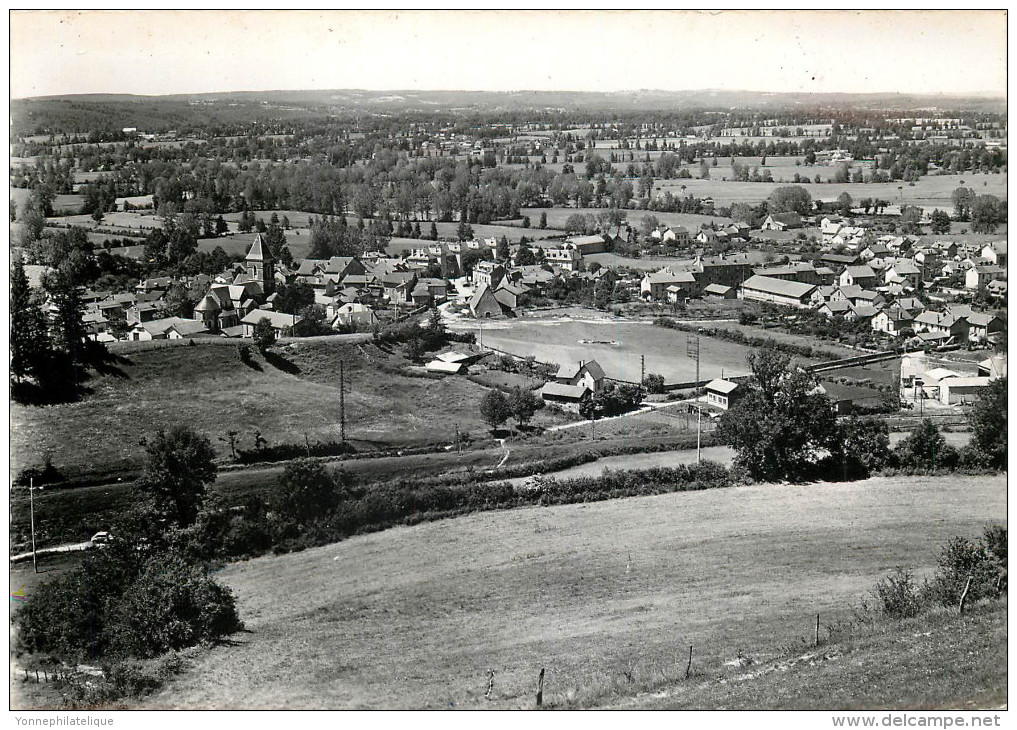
(11, 88), (1006, 135)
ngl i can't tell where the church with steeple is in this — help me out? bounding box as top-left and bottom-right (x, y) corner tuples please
(192, 233), (278, 334)
(244, 231), (276, 295)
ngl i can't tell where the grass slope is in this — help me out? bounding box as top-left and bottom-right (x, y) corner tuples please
(137, 474), (1004, 710)
(10, 338), (540, 481)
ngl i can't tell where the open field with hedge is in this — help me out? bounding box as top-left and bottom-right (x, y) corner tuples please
(652, 171), (1006, 209)
(137, 473), (1005, 709)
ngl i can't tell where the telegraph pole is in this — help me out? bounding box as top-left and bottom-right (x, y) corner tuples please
(29, 478), (38, 574)
(339, 360), (346, 442)
(696, 407), (702, 464)
(687, 333), (700, 385)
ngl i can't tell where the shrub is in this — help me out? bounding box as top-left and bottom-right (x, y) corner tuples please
(103, 555), (243, 659)
(14, 457), (64, 487)
(16, 518), (242, 664)
(870, 567), (925, 619)
(924, 528), (1006, 607)
(642, 373), (666, 394)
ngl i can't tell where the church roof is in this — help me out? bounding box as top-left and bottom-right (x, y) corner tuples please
(245, 233), (273, 263)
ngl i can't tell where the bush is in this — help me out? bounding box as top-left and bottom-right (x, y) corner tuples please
(235, 438), (355, 464)
(642, 373), (666, 394)
(16, 518), (242, 664)
(893, 419), (958, 472)
(923, 528), (1006, 608)
(103, 556), (243, 659)
(870, 567), (924, 619)
(14, 457), (64, 488)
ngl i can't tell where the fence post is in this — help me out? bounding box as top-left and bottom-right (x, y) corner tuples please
(958, 575), (973, 614)
(684, 645), (693, 679)
(815, 613), (821, 647)
(536, 667), (545, 707)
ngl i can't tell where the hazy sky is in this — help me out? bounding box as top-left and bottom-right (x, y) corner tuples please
(9, 10), (1008, 99)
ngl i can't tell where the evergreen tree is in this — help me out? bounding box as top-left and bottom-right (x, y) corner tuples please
(429, 221), (439, 240)
(10, 257), (48, 383)
(497, 235), (510, 261)
(43, 267), (87, 363)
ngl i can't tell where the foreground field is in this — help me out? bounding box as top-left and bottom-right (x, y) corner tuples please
(138, 473), (1005, 710)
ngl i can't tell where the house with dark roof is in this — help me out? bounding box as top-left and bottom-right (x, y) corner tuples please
(469, 283), (503, 318)
(838, 265), (879, 289)
(555, 360), (606, 393)
(761, 212), (803, 231)
(871, 307), (914, 336)
(538, 382), (591, 411)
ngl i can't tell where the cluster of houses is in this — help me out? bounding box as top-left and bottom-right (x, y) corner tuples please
(638, 238), (1006, 347)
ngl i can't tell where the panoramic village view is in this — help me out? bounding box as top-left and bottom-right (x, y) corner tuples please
(8, 11), (1008, 716)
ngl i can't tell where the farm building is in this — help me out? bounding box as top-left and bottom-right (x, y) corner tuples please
(566, 235), (608, 255)
(816, 382), (885, 415)
(538, 382), (590, 412)
(939, 377), (994, 406)
(704, 379), (742, 410)
(703, 283), (736, 299)
(469, 283), (504, 318)
(739, 275), (817, 309)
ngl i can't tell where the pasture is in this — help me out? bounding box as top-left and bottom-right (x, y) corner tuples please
(139, 473), (1006, 709)
(653, 171), (1006, 210)
(10, 337), (566, 483)
(11, 187), (83, 215)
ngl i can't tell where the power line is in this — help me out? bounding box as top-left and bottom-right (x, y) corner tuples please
(339, 360), (346, 442)
(687, 333), (700, 385)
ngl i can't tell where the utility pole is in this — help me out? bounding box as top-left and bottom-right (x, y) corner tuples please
(339, 360), (346, 442)
(687, 333), (700, 385)
(640, 354), (645, 386)
(30, 478), (38, 574)
(696, 407), (702, 464)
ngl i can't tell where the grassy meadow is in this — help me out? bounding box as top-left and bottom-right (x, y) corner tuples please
(10, 337), (564, 482)
(131, 473), (1005, 710)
